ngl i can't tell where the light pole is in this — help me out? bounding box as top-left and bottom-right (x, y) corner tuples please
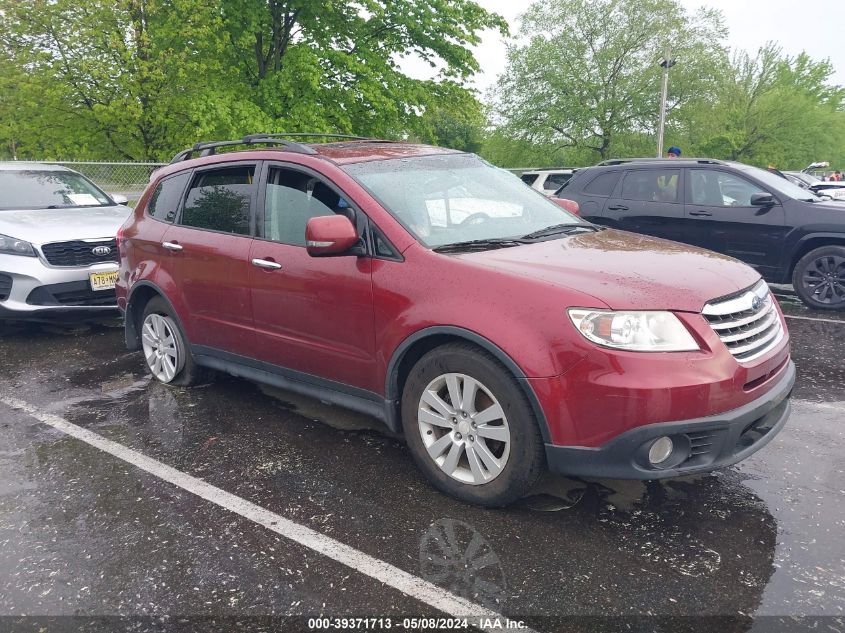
(656, 48), (676, 158)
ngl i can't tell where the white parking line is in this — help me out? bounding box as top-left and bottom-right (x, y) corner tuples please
(783, 314), (845, 325)
(0, 395), (532, 633)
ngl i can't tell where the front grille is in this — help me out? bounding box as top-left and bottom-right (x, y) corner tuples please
(40, 239), (118, 267)
(703, 281), (784, 362)
(26, 281), (116, 307)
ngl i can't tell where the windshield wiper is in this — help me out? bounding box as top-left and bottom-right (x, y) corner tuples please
(432, 238), (529, 253)
(520, 224), (600, 240)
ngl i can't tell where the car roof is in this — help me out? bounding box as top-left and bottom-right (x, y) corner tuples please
(522, 168), (575, 175)
(0, 162), (72, 172)
(594, 157), (744, 168)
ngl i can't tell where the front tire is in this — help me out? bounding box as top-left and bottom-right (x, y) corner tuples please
(139, 297), (208, 386)
(792, 245), (845, 310)
(401, 343), (545, 506)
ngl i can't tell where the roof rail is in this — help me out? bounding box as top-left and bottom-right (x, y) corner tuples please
(596, 157), (725, 167)
(170, 136), (319, 163)
(242, 133), (379, 142)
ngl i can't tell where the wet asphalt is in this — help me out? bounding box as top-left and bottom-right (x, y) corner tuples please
(0, 291), (843, 632)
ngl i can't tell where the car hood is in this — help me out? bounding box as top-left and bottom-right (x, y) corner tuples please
(0, 206), (130, 244)
(456, 228), (761, 312)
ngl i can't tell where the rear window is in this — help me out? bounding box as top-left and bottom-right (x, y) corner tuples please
(583, 171), (621, 197)
(0, 170), (112, 210)
(179, 166), (255, 235)
(544, 173), (571, 190)
(146, 173), (189, 223)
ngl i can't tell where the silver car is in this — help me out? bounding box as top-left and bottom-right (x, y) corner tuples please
(0, 163), (130, 321)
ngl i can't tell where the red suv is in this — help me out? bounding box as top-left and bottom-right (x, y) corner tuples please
(116, 135), (795, 506)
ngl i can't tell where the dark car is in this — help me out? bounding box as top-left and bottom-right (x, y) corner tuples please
(116, 136), (793, 506)
(555, 158), (845, 310)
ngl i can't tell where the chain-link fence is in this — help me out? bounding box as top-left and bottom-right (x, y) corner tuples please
(23, 161), (167, 201)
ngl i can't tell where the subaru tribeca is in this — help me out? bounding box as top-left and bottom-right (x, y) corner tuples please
(116, 135), (794, 506)
(0, 163), (129, 321)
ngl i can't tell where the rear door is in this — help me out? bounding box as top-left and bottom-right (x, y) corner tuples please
(683, 168), (787, 277)
(568, 170), (622, 222)
(162, 162), (258, 356)
(247, 163), (378, 393)
(603, 167), (685, 241)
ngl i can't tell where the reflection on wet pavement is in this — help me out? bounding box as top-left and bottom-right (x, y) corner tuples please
(0, 310), (843, 629)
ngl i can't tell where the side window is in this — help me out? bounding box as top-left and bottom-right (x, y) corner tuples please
(544, 173), (571, 190)
(621, 169), (680, 203)
(264, 167), (352, 246)
(147, 173), (189, 223)
(520, 174), (536, 185)
(689, 170), (766, 207)
(583, 171), (621, 197)
(180, 165), (254, 235)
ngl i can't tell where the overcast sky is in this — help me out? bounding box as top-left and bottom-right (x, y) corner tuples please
(401, 0), (845, 96)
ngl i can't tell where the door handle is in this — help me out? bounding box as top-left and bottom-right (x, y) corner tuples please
(162, 241), (183, 251)
(251, 258), (282, 270)
(607, 205), (629, 211)
(689, 210), (713, 217)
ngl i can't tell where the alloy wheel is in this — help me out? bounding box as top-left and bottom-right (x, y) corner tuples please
(141, 313), (182, 383)
(802, 254), (845, 305)
(417, 373), (511, 486)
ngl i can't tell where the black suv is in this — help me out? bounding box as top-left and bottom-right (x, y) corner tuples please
(555, 158), (845, 310)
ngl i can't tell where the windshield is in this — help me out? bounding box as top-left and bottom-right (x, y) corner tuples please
(0, 170), (113, 210)
(737, 165), (823, 201)
(343, 154), (582, 248)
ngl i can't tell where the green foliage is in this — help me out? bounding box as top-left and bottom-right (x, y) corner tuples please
(674, 44), (845, 169)
(491, 0), (727, 160)
(0, 0), (504, 160)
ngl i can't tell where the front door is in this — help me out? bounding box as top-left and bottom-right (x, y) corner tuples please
(248, 164), (378, 393)
(683, 169), (787, 278)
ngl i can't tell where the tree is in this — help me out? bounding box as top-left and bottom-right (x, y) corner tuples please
(491, 0), (727, 160)
(0, 0), (506, 159)
(675, 43), (845, 168)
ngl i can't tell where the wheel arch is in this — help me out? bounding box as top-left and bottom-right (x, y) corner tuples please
(124, 281), (186, 352)
(383, 326), (552, 442)
(787, 234), (845, 280)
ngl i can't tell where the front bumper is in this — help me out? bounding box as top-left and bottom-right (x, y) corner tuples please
(0, 252), (118, 321)
(545, 360), (795, 479)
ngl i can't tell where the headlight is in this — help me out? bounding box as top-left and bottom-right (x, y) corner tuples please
(0, 233), (37, 257)
(568, 309), (699, 352)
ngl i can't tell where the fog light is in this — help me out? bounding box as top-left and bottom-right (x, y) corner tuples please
(648, 436), (674, 465)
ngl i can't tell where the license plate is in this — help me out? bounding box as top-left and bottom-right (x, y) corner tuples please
(89, 270), (119, 291)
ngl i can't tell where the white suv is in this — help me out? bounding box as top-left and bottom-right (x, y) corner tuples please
(519, 169), (575, 196)
(0, 163), (130, 321)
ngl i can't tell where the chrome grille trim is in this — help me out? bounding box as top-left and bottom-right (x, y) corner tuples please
(703, 281), (785, 363)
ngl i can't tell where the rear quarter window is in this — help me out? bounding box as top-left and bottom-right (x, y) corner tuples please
(583, 171), (621, 197)
(146, 173), (190, 223)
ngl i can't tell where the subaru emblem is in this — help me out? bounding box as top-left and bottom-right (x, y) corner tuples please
(92, 245), (112, 256)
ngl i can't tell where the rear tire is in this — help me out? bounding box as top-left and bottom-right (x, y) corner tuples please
(139, 297), (209, 386)
(792, 245), (845, 310)
(401, 343), (545, 506)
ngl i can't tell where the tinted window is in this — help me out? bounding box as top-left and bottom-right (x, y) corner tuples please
(544, 173), (571, 189)
(583, 171), (621, 197)
(621, 169), (680, 202)
(520, 174), (536, 185)
(264, 168), (351, 246)
(147, 173), (189, 223)
(689, 170), (767, 207)
(0, 170), (112, 210)
(180, 166), (254, 235)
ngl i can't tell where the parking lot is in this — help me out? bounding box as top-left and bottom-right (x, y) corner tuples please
(0, 289), (842, 632)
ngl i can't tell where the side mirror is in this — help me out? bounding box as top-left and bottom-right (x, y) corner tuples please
(306, 215), (360, 257)
(750, 192), (775, 206)
(111, 194), (129, 205)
